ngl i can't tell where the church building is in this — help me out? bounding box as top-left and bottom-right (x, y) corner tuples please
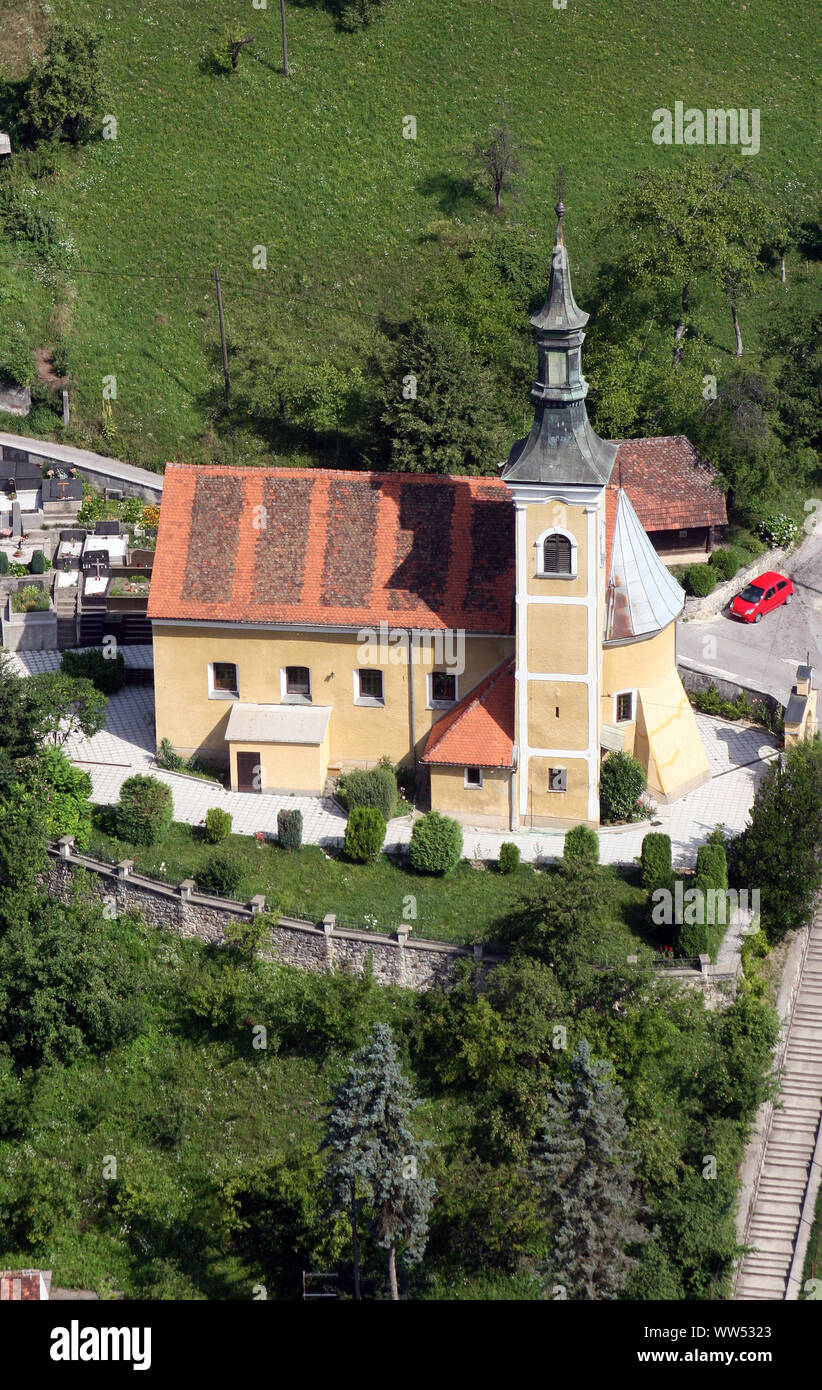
(148, 203), (711, 829)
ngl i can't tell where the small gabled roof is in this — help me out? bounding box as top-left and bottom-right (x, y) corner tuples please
(604, 488), (685, 642)
(613, 437), (727, 531)
(421, 657), (515, 768)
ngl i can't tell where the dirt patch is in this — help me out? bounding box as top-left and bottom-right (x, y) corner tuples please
(0, 1), (45, 77)
(34, 349), (68, 392)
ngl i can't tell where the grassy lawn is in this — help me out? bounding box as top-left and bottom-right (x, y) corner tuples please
(1, 0), (819, 467)
(87, 809), (652, 953)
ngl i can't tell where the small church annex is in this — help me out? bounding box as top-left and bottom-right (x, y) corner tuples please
(148, 204), (711, 829)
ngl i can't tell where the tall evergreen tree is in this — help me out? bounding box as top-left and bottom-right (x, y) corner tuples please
(321, 1022), (435, 1299)
(731, 737), (822, 942)
(531, 1039), (647, 1299)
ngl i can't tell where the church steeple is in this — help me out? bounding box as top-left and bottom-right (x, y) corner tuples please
(501, 201), (618, 488)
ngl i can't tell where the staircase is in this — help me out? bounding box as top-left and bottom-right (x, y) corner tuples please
(735, 912), (822, 1299)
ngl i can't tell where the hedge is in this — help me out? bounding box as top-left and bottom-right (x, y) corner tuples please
(344, 806), (386, 863)
(708, 547), (741, 582)
(199, 848), (243, 897)
(599, 751), (647, 824)
(337, 762), (398, 821)
(62, 647), (125, 695)
(641, 832), (673, 894)
(498, 842), (520, 874)
(685, 564), (717, 598)
(204, 807), (232, 844)
(277, 808), (303, 851)
(114, 774), (173, 846)
(563, 824), (599, 865)
(409, 811), (463, 875)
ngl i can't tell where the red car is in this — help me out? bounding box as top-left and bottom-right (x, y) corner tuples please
(730, 570), (793, 623)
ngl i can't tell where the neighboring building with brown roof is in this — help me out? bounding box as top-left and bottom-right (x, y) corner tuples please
(613, 436), (727, 559)
(148, 204), (710, 827)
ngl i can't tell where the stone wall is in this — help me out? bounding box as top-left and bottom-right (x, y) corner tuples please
(678, 663), (782, 719)
(45, 841), (499, 991)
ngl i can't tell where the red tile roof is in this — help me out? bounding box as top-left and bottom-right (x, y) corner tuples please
(148, 445), (725, 633)
(421, 657), (515, 768)
(613, 436), (727, 530)
(148, 467), (515, 634)
(1, 1270), (51, 1300)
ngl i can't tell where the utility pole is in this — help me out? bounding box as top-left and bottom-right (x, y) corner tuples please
(280, 0), (289, 77)
(215, 266), (230, 408)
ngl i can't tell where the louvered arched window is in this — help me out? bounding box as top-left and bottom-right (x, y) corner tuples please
(542, 533), (572, 574)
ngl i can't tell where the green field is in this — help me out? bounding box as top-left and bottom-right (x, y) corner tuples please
(1, 0), (820, 468)
(86, 810), (652, 952)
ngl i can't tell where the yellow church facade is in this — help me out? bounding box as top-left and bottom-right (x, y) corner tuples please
(148, 203), (710, 829)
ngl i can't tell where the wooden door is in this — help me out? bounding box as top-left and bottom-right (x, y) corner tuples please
(237, 751), (261, 792)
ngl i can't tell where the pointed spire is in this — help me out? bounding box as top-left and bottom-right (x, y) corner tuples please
(530, 199), (589, 333)
(501, 198), (618, 489)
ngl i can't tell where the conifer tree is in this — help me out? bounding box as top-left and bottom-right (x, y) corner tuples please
(531, 1039), (647, 1299)
(321, 1022), (435, 1300)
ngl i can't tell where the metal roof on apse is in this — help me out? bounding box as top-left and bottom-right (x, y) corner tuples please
(606, 489), (685, 641)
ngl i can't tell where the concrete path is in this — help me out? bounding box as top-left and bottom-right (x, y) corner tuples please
(7, 650), (776, 863)
(735, 907), (822, 1300)
(677, 528), (822, 705)
(0, 430), (163, 497)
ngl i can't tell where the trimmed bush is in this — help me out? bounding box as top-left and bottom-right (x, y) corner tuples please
(114, 774), (173, 846)
(599, 751), (647, 824)
(28, 549), (46, 574)
(676, 912), (709, 959)
(277, 808), (303, 851)
(61, 647), (125, 694)
(199, 848), (243, 897)
(337, 763), (398, 821)
(563, 824), (599, 865)
(409, 811), (463, 876)
(685, 563), (717, 598)
(0, 552), (8, 575)
(640, 832), (673, 893)
(498, 841), (520, 874)
(204, 807), (232, 844)
(344, 806), (386, 863)
(695, 842), (728, 891)
(708, 546), (741, 582)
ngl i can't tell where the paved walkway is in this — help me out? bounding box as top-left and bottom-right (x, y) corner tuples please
(10, 652), (776, 863)
(735, 907), (822, 1300)
(0, 430), (163, 496)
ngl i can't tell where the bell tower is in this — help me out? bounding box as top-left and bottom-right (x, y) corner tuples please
(502, 201), (617, 826)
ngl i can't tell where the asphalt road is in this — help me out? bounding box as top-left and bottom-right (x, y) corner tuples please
(677, 529), (822, 705)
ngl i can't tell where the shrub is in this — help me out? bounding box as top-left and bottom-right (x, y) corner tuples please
(61, 647), (125, 694)
(204, 807), (232, 844)
(114, 774), (173, 846)
(640, 832), (673, 892)
(199, 848), (243, 897)
(11, 584), (49, 612)
(337, 763), (398, 820)
(28, 549), (46, 574)
(695, 842), (728, 892)
(409, 811), (463, 875)
(685, 563), (717, 597)
(756, 512), (798, 548)
(708, 547), (741, 581)
(0, 552), (7, 575)
(344, 806), (386, 863)
(277, 808), (303, 851)
(9, 562), (29, 578)
(498, 841), (520, 874)
(563, 824), (599, 865)
(675, 893), (710, 959)
(599, 751), (647, 824)
(155, 737), (187, 772)
(141, 504), (160, 528)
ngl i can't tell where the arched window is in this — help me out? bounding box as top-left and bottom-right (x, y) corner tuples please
(542, 533), (572, 574)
